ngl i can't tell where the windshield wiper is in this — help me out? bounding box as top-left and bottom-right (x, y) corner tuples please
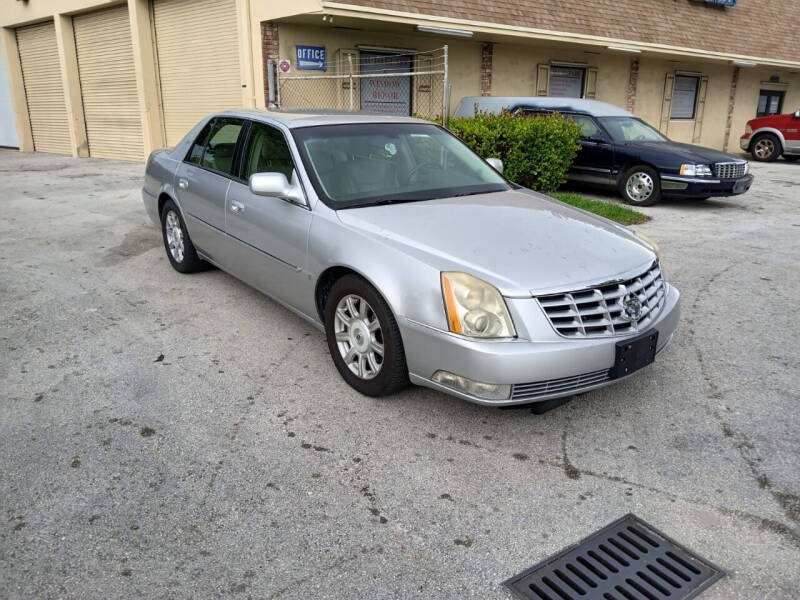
(344, 196), (433, 209)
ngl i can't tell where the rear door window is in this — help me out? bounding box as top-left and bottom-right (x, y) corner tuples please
(186, 117), (244, 176)
(568, 114), (602, 139)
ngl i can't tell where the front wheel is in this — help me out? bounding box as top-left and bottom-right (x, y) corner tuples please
(324, 274), (409, 397)
(619, 166), (661, 206)
(750, 133), (781, 162)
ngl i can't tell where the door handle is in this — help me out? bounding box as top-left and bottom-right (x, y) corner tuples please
(178, 178), (188, 189)
(230, 200), (245, 214)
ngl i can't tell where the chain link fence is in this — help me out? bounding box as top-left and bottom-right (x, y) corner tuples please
(269, 46), (449, 125)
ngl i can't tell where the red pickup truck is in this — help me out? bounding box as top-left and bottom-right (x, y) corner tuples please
(740, 109), (800, 162)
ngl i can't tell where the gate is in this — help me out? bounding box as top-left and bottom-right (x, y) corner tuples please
(270, 46), (450, 125)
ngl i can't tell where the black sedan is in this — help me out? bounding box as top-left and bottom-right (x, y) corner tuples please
(454, 97), (754, 206)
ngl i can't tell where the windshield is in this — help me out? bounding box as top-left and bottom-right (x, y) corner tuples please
(291, 123), (510, 208)
(597, 117), (668, 143)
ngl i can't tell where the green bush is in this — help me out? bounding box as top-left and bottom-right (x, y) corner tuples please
(447, 110), (582, 192)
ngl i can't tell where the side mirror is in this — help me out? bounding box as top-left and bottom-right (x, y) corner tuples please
(486, 157), (504, 174)
(249, 170), (305, 206)
(586, 136), (608, 144)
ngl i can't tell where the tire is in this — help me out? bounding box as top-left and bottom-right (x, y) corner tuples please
(750, 133), (781, 162)
(619, 165), (661, 206)
(783, 154), (800, 162)
(324, 274), (409, 397)
(160, 199), (205, 273)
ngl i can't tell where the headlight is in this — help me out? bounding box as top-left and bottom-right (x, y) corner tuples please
(441, 272), (516, 339)
(634, 231), (662, 263)
(745, 124), (753, 134)
(679, 164), (713, 177)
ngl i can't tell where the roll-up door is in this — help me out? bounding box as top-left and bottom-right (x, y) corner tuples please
(153, 0), (241, 146)
(15, 21), (71, 154)
(73, 5), (144, 160)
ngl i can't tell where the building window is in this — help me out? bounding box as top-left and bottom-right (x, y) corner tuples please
(670, 75), (700, 119)
(549, 66), (585, 98)
(757, 90), (784, 117)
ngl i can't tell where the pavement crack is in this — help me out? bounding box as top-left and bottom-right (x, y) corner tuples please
(561, 428), (581, 480)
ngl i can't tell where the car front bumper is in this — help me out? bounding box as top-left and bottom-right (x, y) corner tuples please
(660, 174), (753, 198)
(401, 284), (680, 406)
(740, 135), (751, 151)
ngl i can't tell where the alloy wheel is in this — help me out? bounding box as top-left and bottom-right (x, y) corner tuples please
(754, 138), (775, 160)
(334, 294), (384, 380)
(626, 172), (654, 203)
(165, 210), (185, 263)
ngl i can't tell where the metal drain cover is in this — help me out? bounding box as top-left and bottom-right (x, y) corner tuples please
(504, 513), (724, 600)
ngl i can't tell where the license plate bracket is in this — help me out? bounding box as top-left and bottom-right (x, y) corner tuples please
(611, 329), (659, 379)
(733, 179), (748, 193)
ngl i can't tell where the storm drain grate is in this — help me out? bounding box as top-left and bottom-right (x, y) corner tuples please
(504, 514), (724, 600)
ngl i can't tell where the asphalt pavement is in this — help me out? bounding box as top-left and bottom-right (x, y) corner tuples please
(1, 149), (798, 599)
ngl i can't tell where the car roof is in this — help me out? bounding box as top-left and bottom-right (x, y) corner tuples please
(453, 97), (633, 118)
(214, 109), (427, 129)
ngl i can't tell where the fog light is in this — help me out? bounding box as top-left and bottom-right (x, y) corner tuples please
(432, 370), (511, 400)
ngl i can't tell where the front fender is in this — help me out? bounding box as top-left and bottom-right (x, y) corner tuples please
(749, 127), (786, 151)
(307, 209), (448, 331)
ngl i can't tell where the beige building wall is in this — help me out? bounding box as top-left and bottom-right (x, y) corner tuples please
(634, 56), (733, 150)
(492, 42), (629, 110)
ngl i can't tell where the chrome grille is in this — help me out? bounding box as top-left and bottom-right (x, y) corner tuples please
(512, 369), (611, 401)
(715, 161), (746, 179)
(537, 263), (666, 338)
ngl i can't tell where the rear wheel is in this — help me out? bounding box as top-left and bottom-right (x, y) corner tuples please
(324, 274), (409, 397)
(619, 165), (661, 206)
(750, 133), (781, 162)
(161, 199), (205, 273)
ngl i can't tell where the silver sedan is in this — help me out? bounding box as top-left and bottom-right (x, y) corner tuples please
(142, 111), (680, 407)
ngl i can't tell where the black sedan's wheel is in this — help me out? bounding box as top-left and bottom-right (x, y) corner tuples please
(161, 199), (204, 273)
(324, 274), (409, 397)
(619, 165), (661, 206)
(750, 133), (781, 162)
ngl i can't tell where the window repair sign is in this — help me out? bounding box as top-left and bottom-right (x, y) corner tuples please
(296, 46), (326, 70)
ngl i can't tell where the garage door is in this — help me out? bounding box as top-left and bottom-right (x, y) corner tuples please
(153, 0), (241, 146)
(74, 5), (143, 160)
(15, 21), (71, 154)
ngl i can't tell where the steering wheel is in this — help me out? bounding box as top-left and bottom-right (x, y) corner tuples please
(405, 160), (439, 181)
(634, 134), (648, 141)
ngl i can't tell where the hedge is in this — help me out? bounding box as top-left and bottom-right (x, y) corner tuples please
(447, 110), (582, 193)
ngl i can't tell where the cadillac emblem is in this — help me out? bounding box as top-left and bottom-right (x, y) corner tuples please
(621, 293), (643, 321)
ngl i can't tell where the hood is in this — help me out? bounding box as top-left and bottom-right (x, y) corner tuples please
(746, 114), (784, 128)
(630, 141), (742, 164)
(336, 189), (656, 296)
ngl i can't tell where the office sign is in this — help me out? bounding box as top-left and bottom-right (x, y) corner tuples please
(296, 45), (326, 70)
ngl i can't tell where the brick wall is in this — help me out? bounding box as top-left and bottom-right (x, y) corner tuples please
(723, 67), (740, 152)
(261, 22), (279, 105)
(480, 43), (493, 96)
(626, 57), (639, 112)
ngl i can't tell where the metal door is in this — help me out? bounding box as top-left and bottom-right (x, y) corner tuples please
(15, 21), (71, 154)
(73, 4), (143, 160)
